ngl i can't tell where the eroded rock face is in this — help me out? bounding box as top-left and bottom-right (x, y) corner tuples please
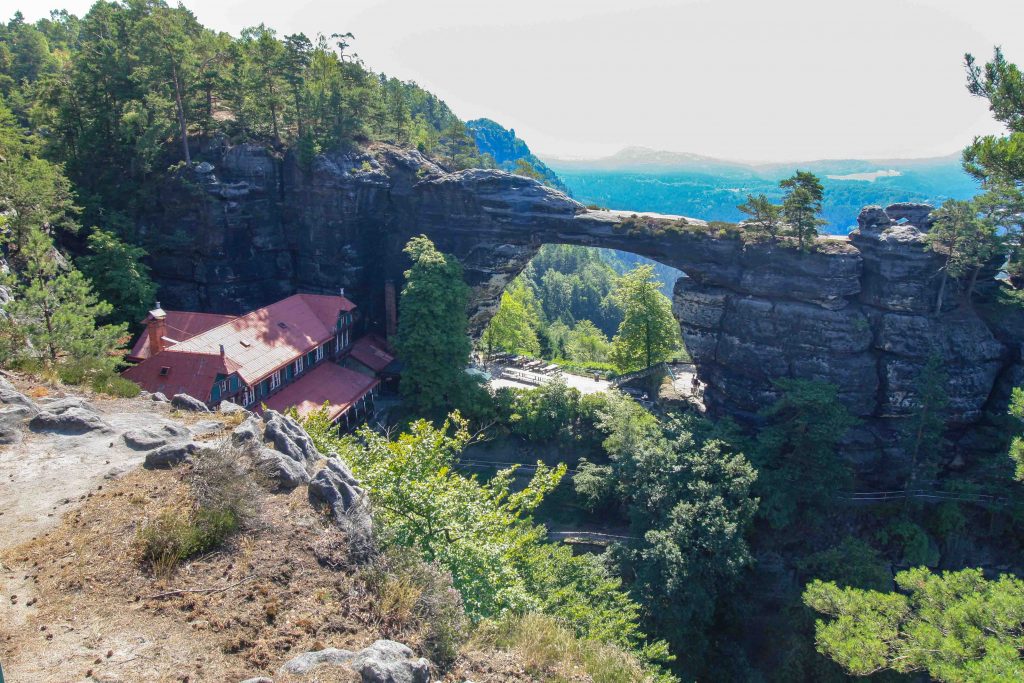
(142, 143), (1021, 471)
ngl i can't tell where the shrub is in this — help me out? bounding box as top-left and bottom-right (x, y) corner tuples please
(363, 547), (468, 668)
(473, 612), (655, 683)
(135, 446), (261, 576)
(90, 372), (141, 397)
(137, 506), (240, 577)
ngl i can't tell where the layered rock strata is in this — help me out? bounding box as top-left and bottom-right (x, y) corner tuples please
(142, 143), (1021, 466)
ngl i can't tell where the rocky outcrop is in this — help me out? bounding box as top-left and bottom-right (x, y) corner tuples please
(142, 143), (1022, 470)
(276, 639), (429, 682)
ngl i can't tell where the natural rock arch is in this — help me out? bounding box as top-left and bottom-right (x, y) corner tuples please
(144, 143), (1021, 466)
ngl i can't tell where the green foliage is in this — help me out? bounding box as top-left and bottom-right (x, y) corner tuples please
(395, 235), (478, 417)
(3, 228), (126, 369)
(963, 48), (1024, 286)
(493, 379), (582, 443)
(874, 517), (939, 567)
(482, 279), (542, 356)
(609, 265), (680, 372)
(1009, 387), (1024, 481)
(737, 193), (783, 241)
(780, 170), (826, 251)
(804, 567), (1024, 681)
(903, 355), (950, 489)
(590, 392), (757, 675)
(565, 319), (612, 363)
(573, 457), (615, 513)
(302, 410), (672, 671)
(752, 379), (857, 530)
(798, 537), (892, 592)
(77, 228), (157, 324)
(137, 505), (240, 577)
(926, 199), (1000, 312)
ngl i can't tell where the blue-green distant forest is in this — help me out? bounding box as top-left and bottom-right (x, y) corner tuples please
(545, 148), (980, 235)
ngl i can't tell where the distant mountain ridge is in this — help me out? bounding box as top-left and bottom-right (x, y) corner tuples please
(541, 146), (979, 234)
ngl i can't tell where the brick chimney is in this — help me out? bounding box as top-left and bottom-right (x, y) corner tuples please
(384, 280), (398, 339)
(147, 302), (168, 355)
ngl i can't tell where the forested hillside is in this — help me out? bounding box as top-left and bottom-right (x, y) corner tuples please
(548, 150), (979, 233)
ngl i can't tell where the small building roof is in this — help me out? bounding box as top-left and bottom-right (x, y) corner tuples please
(348, 334), (396, 373)
(121, 350), (240, 402)
(128, 311), (236, 361)
(260, 362), (378, 421)
(167, 293), (356, 385)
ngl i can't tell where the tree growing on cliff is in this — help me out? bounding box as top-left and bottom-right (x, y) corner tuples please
(1008, 387), (1024, 482)
(925, 199), (999, 314)
(902, 355), (949, 493)
(804, 567), (1024, 681)
(780, 171), (826, 251)
(737, 193), (783, 241)
(395, 235), (477, 416)
(752, 379), (856, 530)
(963, 48), (1024, 286)
(609, 265), (680, 372)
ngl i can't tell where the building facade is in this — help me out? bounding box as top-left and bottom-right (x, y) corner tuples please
(123, 293), (395, 428)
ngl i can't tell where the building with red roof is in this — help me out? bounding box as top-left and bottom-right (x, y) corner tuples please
(123, 293), (384, 426)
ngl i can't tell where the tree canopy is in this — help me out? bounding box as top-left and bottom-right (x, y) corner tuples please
(609, 265), (680, 372)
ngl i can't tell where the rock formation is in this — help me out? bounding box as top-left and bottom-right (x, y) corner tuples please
(142, 142), (1023, 470)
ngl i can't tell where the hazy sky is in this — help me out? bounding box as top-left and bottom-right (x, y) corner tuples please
(5, 0), (1024, 161)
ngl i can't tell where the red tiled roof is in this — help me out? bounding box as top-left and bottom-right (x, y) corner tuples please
(348, 335), (396, 373)
(128, 311), (236, 361)
(260, 362), (377, 420)
(121, 350), (240, 402)
(167, 294), (356, 385)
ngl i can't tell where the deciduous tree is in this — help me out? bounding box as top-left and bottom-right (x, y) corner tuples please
(609, 265), (680, 372)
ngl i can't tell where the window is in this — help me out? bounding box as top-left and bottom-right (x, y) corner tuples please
(315, 345), (324, 362)
(270, 371), (281, 390)
(159, 366), (170, 376)
(334, 335), (340, 353)
(295, 357), (304, 375)
(219, 379), (228, 393)
(242, 388), (255, 406)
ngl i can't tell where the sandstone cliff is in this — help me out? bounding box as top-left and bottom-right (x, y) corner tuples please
(141, 142), (1022, 471)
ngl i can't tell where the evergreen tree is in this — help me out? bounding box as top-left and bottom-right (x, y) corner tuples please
(780, 171), (826, 250)
(753, 379), (856, 529)
(963, 48), (1024, 286)
(902, 355), (949, 493)
(610, 265), (680, 372)
(77, 228), (157, 325)
(737, 193), (783, 241)
(805, 567), (1024, 681)
(926, 199), (1000, 313)
(395, 235), (475, 416)
(4, 229), (125, 368)
(1008, 387), (1024, 482)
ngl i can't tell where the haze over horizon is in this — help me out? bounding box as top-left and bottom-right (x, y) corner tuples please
(4, 0), (1023, 162)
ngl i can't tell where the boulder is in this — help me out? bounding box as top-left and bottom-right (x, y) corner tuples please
(263, 410), (320, 464)
(0, 377), (38, 416)
(123, 423), (191, 451)
(308, 458), (373, 550)
(36, 396), (92, 413)
(0, 405), (33, 444)
(278, 647), (354, 675)
(171, 393), (211, 412)
(190, 420), (226, 438)
(144, 441), (200, 468)
(256, 446), (310, 490)
(231, 415), (263, 448)
(219, 400), (251, 416)
(350, 640), (430, 683)
(151, 392), (170, 403)
(29, 407), (112, 435)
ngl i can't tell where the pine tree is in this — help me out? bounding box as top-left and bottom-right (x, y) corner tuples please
(779, 171), (826, 250)
(5, 229), (125, 368)
(737, 193), (783, 241)
(926, 199), (1000, 313)
(77, 228), (157, 324)
(902, 355), (949, 494)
